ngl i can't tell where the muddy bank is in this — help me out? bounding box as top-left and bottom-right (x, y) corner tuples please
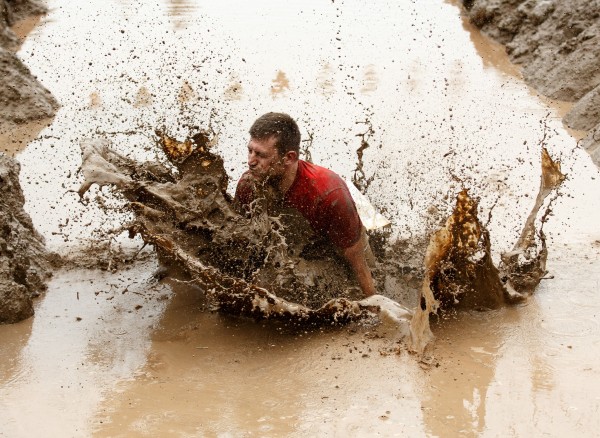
(0, 153), (50, 323)
(0, 0), (58, 124)
(461, 0), (600, 165)
(0, 0), (57, 323)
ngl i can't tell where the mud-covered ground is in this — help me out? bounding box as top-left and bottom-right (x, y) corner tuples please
(2, 0), (600, 436)
(462, 0), (600, 165)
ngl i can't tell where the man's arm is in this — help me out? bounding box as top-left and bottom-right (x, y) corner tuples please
(343, 232), (376, 297)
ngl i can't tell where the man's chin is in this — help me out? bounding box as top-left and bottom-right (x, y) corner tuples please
(249, 170), (266, 181)
(249, 171), (280, 186)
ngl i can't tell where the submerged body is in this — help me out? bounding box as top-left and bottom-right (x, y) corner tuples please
(235, 159), (363, 250)
(235, 112), (376, 297)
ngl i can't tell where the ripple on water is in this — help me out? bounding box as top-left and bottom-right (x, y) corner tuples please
(3, 366), (30, 388)
(540, 316), (599, 337)
(566, 290), (600, 309)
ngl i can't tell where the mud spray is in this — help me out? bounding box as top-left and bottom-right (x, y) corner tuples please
(77, 125), (565, 354)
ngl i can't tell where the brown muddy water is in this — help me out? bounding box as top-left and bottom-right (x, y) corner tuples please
(2, 0), (600, 436)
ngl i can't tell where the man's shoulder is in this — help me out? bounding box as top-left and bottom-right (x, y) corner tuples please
(297, 160), (346, 193)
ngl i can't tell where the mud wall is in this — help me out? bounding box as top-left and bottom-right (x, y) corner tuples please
(0, 0), (58, 123)
(0, 0), (54, 323)
(0, 153), (50, 323)
(462, 0), (600, 166)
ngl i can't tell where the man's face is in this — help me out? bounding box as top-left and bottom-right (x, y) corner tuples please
(247, 136), (285, 182)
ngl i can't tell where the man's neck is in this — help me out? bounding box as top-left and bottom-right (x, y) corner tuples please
(277, 160), (299, 195)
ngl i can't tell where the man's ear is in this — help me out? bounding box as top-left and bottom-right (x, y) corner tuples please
(283, 151), (298, 165)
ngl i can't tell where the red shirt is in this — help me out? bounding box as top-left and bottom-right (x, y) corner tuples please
(235, 160), (362, 249)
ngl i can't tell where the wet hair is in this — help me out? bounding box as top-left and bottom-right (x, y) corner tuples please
(249, 112), (301, 156)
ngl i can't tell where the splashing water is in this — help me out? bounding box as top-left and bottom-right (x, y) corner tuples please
(79, 126), (564, 354)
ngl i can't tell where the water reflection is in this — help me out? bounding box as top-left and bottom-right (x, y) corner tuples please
(10, 14), (43, 49)
(316, 62), (335, 97)
(271, 70), (290, 97)
(360, 64), (378, 94)
(165, 0), (199, 30)
(421, 309), (519, 437)
(0, 259), (171, 437)
(0, 119), (54, 156)
(133, 86), (153, 107)
(453, 4), (521, 78)
(178, 80), (197, 103)
(224, 74), (243, 100)
(0, 317), (34, 385)
(91, 279), (308, 436)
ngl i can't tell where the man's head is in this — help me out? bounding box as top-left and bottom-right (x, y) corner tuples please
(249, 112), (301, 156)
(246, 112), (300, 182)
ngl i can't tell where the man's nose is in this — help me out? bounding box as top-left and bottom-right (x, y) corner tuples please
(248, 151), (257, 167)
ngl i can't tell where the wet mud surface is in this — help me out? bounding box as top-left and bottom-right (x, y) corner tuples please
(2, 0), (600, 436)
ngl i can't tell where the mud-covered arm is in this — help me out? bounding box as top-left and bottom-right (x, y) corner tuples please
(342, 233), (376, 297)
(319, 188), (375, 297)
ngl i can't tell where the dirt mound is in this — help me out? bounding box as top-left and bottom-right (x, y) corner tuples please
(0, 0), (58, 324)
(462, 0), (600, 166)
(0, 153), (51, 323)
(0, 0), (58, 124)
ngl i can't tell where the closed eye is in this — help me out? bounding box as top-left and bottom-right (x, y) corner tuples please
(249, 149), (266, 158)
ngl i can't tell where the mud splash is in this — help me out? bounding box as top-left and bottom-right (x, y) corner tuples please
(411, 147), (565, 352)
(78, 127), (564, 354)
(78, 131), (413, 334)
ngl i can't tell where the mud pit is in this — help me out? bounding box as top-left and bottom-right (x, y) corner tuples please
(3, 0), (600, 436)
(78, 128), (563, 355)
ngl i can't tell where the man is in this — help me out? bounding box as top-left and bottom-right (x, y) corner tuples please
(234, 112), (376, 297)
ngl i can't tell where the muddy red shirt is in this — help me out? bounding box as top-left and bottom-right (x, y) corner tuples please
(235, 160), (362, 249)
